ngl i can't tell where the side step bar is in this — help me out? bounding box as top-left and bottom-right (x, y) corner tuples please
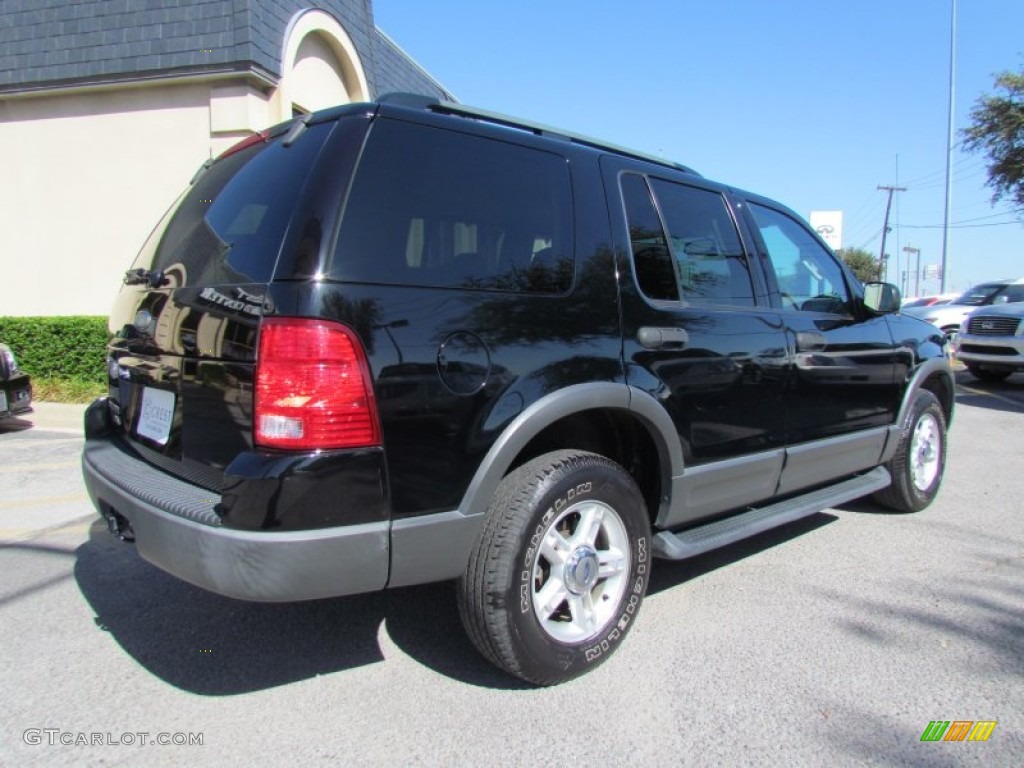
(652, 467), (891, 560)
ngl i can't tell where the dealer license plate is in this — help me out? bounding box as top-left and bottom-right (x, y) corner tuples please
(137, 387), (175, 445)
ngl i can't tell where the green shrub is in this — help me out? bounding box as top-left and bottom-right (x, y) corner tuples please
(30, 376), (107, 403)
(0, 316), (108, 382)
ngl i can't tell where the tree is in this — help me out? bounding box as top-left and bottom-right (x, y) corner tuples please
(961, 68), (1024, 211)
(836, 247), (880, 284)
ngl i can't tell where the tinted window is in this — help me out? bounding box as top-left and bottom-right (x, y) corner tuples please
(620, 173), (678, 301)
(332, 120), (574, 293)
(749, 203), (851, 314)
(133, 123), (333, 285)
(955, 282), (1024, 306)
(1002, 285), (1024, 303)
(650, 179), (754, 306)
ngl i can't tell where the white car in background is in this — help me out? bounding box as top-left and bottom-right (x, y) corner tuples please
(902, 278), (1024, 341)
(956, 302), (1024, 382)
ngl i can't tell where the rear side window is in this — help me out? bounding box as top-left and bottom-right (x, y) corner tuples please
(132, 122), (333, 284)
(332, 120), (574, 293)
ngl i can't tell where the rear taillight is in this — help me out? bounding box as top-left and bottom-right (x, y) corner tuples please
(255, 318), (380, 450)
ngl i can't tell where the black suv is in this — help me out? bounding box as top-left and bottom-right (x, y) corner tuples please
(82, 94), (954, 685)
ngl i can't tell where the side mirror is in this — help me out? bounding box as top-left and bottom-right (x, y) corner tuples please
(863, 282), (901, 314)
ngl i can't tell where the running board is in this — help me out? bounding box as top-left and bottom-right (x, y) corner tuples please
(652, 466), (891, 560)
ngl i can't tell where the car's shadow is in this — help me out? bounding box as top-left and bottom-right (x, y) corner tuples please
(75, 520), (527, 694)
(646, 511), (838, 594)
(77, 509), (841, 694)
(0, 415), (33, 434)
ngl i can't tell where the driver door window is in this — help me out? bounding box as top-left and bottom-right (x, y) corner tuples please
(749, 203), (851, 314)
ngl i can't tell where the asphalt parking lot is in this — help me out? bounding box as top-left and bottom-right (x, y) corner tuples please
(1, 373), (1022, 767)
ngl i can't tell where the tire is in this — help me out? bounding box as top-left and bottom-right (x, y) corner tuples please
(965, 364), (1012, 383)
(873, 390), (947, 513)
(458, 450), (651, 685)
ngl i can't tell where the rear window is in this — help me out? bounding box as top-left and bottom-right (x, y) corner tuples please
(331, 119), (574, 293)
(131, 122), (333, 284)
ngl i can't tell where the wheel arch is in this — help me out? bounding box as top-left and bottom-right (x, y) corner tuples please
(905, 358), (955, 427)
(880, 358), (955, 464)
(457, 383), (683, 525)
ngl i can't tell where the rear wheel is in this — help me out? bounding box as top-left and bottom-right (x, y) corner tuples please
(965, 364), (1012, 383)
(458, 450), (650, 685)
(873, 390), (947, 513)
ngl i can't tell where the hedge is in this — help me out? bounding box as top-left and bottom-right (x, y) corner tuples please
(0, 316), (108, 382)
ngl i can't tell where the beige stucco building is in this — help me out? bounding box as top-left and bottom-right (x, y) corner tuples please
(0, 1), (451, 317)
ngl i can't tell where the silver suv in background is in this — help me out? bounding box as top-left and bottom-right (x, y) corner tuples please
(957, 302), (1024, 382)
(902, 278), (1024, 341)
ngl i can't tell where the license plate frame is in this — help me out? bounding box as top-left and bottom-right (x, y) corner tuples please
(136, 387), (176, 445)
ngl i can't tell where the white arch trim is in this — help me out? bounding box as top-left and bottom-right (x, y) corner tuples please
(279, 9), (370, 115)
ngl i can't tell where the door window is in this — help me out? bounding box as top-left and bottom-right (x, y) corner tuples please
(749, 204), (851, 314)
(620, 173), (754, 306)
(650, 179), (754, 306)
(620, 174), (678, 301)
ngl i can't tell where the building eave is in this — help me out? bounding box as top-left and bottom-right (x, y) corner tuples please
(0, 63), (279, 100)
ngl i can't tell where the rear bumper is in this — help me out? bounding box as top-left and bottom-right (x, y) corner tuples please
(82, 436), (389, 602)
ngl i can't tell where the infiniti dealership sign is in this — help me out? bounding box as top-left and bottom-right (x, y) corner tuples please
(810, 210), (843, 251)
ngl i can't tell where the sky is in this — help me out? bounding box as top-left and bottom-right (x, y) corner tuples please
(374, 0), (1023, 296)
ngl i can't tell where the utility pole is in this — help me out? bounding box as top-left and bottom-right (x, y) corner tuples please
(877, 185), (906, 281)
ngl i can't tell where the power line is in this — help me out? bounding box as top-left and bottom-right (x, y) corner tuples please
(902, 220), (1021, 229)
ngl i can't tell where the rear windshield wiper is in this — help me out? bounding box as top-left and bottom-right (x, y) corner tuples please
(123, 268), (169, 288)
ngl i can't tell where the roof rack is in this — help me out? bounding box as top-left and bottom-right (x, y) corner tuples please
(377, 92), (700, 176)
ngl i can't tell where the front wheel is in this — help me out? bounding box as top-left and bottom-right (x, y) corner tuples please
(873, 390), (947, 513)
(458, 450), (651, 685)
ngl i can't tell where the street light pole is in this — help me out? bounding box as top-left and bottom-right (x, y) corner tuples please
(903, 246), (921, 297)
(940, 0), (957, 292)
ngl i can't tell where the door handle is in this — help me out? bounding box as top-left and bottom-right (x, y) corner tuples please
(637, 327), (689, 350)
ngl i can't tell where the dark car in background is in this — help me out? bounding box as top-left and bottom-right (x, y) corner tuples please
(0, 343), (32, 420)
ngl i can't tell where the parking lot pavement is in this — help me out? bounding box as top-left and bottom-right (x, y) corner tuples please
(0, 403), (90, 542)
(1, 389), (1022, 766)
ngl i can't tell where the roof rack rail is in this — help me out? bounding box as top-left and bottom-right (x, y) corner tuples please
(376, 92), (700, 177)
